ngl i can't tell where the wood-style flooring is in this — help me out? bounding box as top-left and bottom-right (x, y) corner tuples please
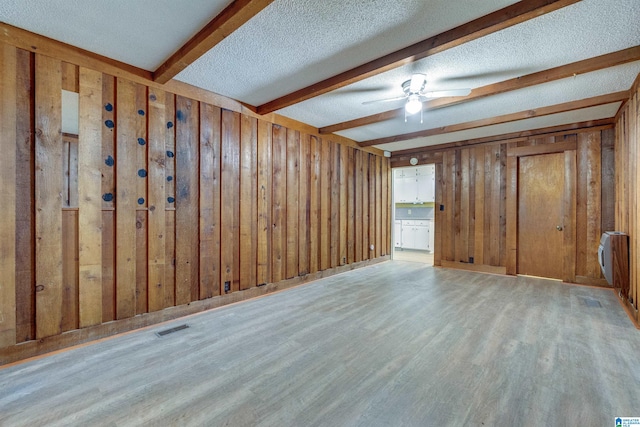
(1, 261), (639, 426)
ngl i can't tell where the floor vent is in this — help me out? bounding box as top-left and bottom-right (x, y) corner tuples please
(582, 298), (602, 308)
(156, 324), (189, 337)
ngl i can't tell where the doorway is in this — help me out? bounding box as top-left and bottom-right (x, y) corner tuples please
(392, 164), (435, 264)
(516, 151), (573, 280)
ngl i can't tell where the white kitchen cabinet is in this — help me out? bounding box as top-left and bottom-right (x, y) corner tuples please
(394, 220), (402, 248)
(399, 220), (432, 251)
(394, 165), (435, 203)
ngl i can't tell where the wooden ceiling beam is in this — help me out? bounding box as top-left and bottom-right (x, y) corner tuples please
(320, 45), (640, 134)
(359, 91), (627, 147)
(389, 118), (614, 163)
(255, 0), (581, 115)
(153, 0), (275, 84)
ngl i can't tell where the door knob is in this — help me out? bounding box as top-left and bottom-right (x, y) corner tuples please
(556, 225), (563, 231)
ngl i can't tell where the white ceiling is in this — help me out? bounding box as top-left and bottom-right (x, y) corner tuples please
(1, 0), (639, 153)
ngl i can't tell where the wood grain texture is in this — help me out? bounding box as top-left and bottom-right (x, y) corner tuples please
(320, 138), (331, 270)
(286, 129), (300, 278)
(115, 78), (138, 319)
(0, 44), (17, 347)
(339, 144), (348, 265)
(563, 150), (577, 283)
(309, 136), (321, 273)
(240, 114), (258, 290)
(61, 210), (79, 332)
(434, 162), (444, 267)
(361, 152), (370, 261)
(78, 68), (103, 327)
(354, 150), (363, 263)
(347, 147), (356, 263)
(175, 96), (200, 303)
(2, 263), (638, 426)
(35, 54), (64, 338)
(147, 87), (168, 311)
(298, 133), (311, 275)
(271, 125), (287, 282)
(135, 210), (148, 315)
(14, 48), (35, 343)
(330, 142), (340, 267)
(164, 93), (177, 308)
(257, 120), (272, 285)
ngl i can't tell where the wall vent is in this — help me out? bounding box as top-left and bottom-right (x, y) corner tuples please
(156, 324), (189, 337)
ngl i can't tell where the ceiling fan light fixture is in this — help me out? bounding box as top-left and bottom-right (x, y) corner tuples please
(405, 95), (422, 115)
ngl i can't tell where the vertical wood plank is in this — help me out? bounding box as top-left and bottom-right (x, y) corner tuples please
(0, 44), (17, 346)
(347, 147), (356, 263)
(474, 146), (485, 266)
(175, 96), (200, 303)
(298, 133), (310, 275)
(271, 125), (286, 281)
(331, 142), (340, 267)
(164, 93), (176, 308)
(240, 114), (258, 290)
(505, 150), (518, 276)
(601, 128), (615, 234)
(198, 103), (217, 299)
(78, 68), (103, 327)
(489, 145), (502, 266)
(458, 148), (470, 263)
(61, 210), (78, 332)
(576, 133), (588, 277)
(135, 210), (148, 314)
(443, 152), (456, 262)
(134, 84), (148, 315)
(61, 62), (79, 92)
(286, 129), (299, 278)
(147, 87), (167, 311)
(257, 120), (272, 285)
(380, 156), (388, 257)
(320, 138), (331, 270)
(375, 156), (382, 258)
(498, 144), (508, 267)
(339, 144), (348, 265)
(309, 135), (320, 273)
(15, 48), (36, 342)
(362, 152), (370, 260)
(220, 109), (240, 292)
(115, 78), (138, 319)
(369, 154), (376, 259)
(354, 150), (363, 263)
(35, 54), (64, 338)
(585, 132), (602, 278)
(564, 150), (577, 282)
(434, 162), (444, 266)
(100, 75), (115, 322)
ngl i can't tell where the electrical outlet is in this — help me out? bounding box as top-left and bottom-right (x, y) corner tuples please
(224, 281), (230, 293)
(370, 244), (374, 251)
(439, 204), (444, 211)
(469, 257), (474, 264)
(408, 209), (411, 215)
(343, 257), (346, 264)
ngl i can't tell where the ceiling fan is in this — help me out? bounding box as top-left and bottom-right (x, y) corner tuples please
(363, 73), (471, 122)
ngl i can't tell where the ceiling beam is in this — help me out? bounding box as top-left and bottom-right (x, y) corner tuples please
(359, 91), (627, 147)
(255, 0), (581, 115)
(153, 0), (275, 84)
(320, 45), (640, 134)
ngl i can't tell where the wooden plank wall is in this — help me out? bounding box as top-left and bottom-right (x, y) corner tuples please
(399, 127), (615, 281)
(615, 76), (640, 321)
(0, 45), (391, 362)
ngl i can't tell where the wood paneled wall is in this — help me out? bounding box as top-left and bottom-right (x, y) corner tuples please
(393, 127), (615, 282)
(615, 76), (640, 322)
(0, 45), (391, 362)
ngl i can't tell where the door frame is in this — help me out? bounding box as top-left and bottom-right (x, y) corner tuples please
(505, 141), (577, 282)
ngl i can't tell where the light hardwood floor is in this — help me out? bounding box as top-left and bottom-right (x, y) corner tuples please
(1, 261), (639, 426)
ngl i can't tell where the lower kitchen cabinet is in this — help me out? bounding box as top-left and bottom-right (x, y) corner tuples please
(397, 219), (434, 251)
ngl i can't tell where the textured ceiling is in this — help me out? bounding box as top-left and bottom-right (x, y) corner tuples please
(0, 0), (233, 70)
(1, 0), (639, 152)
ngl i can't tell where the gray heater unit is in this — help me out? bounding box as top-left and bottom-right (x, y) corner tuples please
(598, 232), (629, 296)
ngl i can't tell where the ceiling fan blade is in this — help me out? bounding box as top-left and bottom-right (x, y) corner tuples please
(437, 68), (535, 83)
(362, 95), (407, 105)
(409, 74), (426, 93)
(421, 88), (471, 99)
